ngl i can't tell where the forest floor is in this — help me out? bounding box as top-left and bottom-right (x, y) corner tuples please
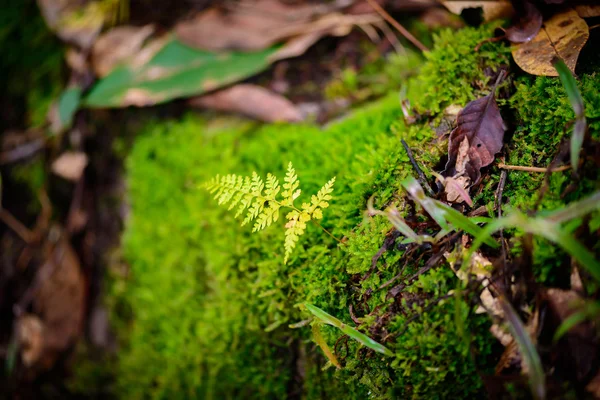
(1, 1), (600, 399)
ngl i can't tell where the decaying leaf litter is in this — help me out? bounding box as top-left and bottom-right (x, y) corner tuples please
(2, 0), (600, 398)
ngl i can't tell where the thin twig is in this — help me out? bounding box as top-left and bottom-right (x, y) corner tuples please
(494, 170), (507, 217)
(401, 139), (435, 197)
(497, 163), (571, 173)
(364, 0), (429, 52)
(0, 209), (33, 243)
(495, 170), (507, 271)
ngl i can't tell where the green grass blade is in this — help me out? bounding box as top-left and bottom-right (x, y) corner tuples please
(553, 59), (584, 117)
(304, 303), (394, 356)
(499, 296), (546, 400)
(311, 323), (341, 369)
(401, 177), (449, 230)
(545, 191), (600, 224)
(555, 231), (600, 282)
(553, 58), (586, 171)
(553, 301), (600, 342)
(436, 201), (499, 248)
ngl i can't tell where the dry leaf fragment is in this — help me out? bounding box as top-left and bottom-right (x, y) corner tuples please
(545, 288), (597, 383)
(17, 315), (45, 367)
(175, 0), (377, 52)
(37, 0), (110, 49)
(512, 9), (589, 76)
(443, 73), (506, 185)
(441, 1), (513, 22)
(51, 151), (88, 182)
(92, 25), (155, 77)
(575, 5), (600, 18)
(190, 84), (303, 123)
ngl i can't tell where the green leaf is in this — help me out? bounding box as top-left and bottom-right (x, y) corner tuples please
(498, 296), (546, 400)
(553, 58), (586, 171)
(55, 87), (82, 133)
(401, 177), (449, 230)
(84, 38), (278, 108)
(304, 303), (394, 357)
(436, 201), (499, 248)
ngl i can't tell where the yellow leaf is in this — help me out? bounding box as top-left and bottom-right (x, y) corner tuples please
(512, 9), (589, 77)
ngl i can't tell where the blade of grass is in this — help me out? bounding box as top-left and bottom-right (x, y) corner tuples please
(304, 303), (394, 356)
(553, 58), (586, 171)
(467, 208), (600, 282)
(498, 296), (546, 400)
(401, 177), (449, 230)
(553, 301), (600, 342)
(311, 323), (341, 369)
(435, 202), (499, 248)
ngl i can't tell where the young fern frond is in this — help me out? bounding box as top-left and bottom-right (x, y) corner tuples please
(204, 162), (335, 264)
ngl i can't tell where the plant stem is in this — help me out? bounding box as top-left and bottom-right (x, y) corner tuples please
(365, 0), (429, 52)
(498, 163), (571, 173)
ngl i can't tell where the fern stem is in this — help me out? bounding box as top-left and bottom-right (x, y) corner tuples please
(311, 220), (342, 244)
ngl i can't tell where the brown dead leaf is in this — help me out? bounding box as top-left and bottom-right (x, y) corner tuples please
(545, 288), (597, 383)
(33, 234), (85, 368)
(512, 9), (589, 76)
(17, 315), (45, 367)
(443, 73), (506, 185)
(37, 0), (112, 49)
(505, 0), (542, 43)
(175, 0), (380, 52)
(575, 5), (600, 18)
(92, 25), (155, 77)
(190, 84), (303, 123)
(441, 1), (513, 22)
(51, 151), (88, 182)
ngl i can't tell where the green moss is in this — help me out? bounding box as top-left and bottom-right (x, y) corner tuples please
(106, 24), (599, 399)
(409, 24), (511, 115)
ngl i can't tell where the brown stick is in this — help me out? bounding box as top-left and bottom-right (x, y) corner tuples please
(365, 0), (429, 52)
(497, 163), (571, 173)
(0, 209), (33, 243)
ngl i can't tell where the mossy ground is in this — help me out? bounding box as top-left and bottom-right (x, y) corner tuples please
(102, 24), (600, 399)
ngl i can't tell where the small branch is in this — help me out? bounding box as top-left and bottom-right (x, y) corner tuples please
(0, 209), (33, 243)
(401, 139), (435, 197)
(498, 163), (571, 173)
(365, 0), (429, 52)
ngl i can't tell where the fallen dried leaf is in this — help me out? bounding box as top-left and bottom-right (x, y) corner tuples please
(92, 25), (155, 77)
(512, 9), (589, 76)
(176, 0), (368, 51)
(575, 5), (600, 18)
(37, 0), (112, 49)
(546, 288), (597, 383)
(33, 235), (85, 365)
(17, 314), (45, 367)
(443, 72), (506, 185)
(441, 1), (513, 22)
(190, 84), (303, 123)
(51, 151), (88, 181)
(505, 0), (542, 43)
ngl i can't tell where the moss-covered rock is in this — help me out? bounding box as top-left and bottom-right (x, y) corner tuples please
(108, 23), (600, 399)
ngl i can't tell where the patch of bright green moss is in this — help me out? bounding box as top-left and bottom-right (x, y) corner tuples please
(408, 24), (511, 115)
(111, 23), (514, 400)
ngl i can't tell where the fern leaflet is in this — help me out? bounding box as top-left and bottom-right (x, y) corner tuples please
(204, 162), (335, 263)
